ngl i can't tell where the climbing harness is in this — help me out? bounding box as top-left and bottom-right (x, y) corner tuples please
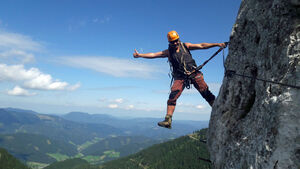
(168, 42), (196, 89)
(223, 46), (300, 90)
(183, 76), (192, 89)
(182, 42), (229, 89)
(186, 42), (229, 77)
(168, 42), (229, 89)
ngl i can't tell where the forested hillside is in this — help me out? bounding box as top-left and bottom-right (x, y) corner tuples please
(99, 129), (211, 169)
(0, 148), (30, 169)
(0, 133), (77, 163)
(101, 129), (210, 169)
(82, 136), (159, 157)
(47, 128), (210, 169)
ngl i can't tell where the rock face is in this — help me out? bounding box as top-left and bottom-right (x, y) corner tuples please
(207, 0), (300, 169)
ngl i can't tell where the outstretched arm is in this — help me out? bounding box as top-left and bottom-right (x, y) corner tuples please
(133, 49), (169, 59)
(185, 42), (226, 50)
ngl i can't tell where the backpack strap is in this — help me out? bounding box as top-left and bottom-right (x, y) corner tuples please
(168, 42), (194, 76)
(181, 43), (192, 55)
(180, 42), (192, 75)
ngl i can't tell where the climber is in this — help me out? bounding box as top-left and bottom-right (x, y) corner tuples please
(133, 30), (226, 129)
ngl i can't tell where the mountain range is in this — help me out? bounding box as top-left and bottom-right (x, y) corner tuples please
(63, 111), (208, 140)
(0, 108), (122, 145)
(0, 107), (208, 167)
(44, 129), (211, 169)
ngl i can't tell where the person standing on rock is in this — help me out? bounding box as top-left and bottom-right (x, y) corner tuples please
(133, 30), (226, 129)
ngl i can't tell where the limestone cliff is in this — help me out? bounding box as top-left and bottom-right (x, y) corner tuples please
(207, 0), (300, 169)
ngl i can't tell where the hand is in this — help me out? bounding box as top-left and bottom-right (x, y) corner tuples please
(219, 43), (227, 48)
(133, 49), (140, 58)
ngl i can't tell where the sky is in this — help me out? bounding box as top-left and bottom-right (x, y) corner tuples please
(0, 0), (241, 121)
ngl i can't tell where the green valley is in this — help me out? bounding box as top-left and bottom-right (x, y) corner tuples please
(0, 108), (208, 168)
(45, 128), (211, 169)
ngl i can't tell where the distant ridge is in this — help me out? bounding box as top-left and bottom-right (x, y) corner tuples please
(63, 111), (115, 124)
(2, 107), (38, 114)
(0, 108), (123, 145)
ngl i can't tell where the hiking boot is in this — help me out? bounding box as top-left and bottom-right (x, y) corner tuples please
(158, 115), (172, 129)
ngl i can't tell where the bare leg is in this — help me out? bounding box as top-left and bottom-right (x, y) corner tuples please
(167, 105), (175, 116)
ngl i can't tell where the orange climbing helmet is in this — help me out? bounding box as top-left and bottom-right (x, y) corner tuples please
(167, 30), (179, 42)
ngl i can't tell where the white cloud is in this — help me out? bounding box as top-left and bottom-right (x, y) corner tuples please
(196, 104), (205, 109)
(0, 30), (80, 94)
(114, 98), (124, 103)
(68, 83), (81, 91)
(100, 98), (135, 110)
(176, 102), (208, 113)
(0, 49), (35, 63)
(0, 31), (43, 52)
(108, 104), (118, 109)
(23, 74), (69, 90)
(127, 105), (134, 109)
(0, 30), (43, 64)
(7, 86), (36, 96)
(0, 64), (37, 81)
(0, 63), (79, 91)
(59, 56), (163, 78)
